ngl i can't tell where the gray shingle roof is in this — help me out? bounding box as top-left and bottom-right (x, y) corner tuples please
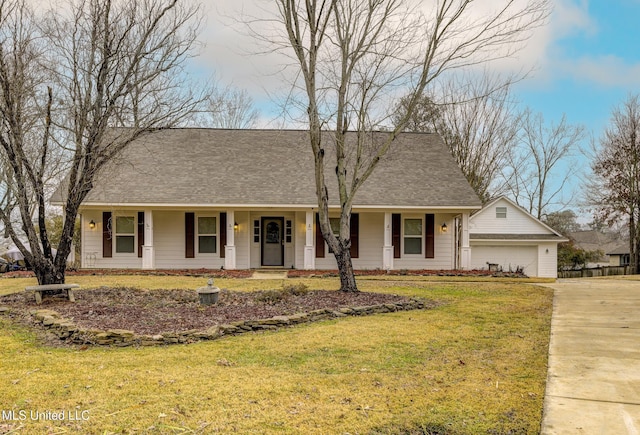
(53, 129), (481, 209)
(607, 243), (630, 255)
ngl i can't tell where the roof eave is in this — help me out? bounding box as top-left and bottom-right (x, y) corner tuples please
(470, 236), (569, 243)
(76, 202), (482, 211)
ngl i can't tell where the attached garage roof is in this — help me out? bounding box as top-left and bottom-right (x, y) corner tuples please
(470, 233), (565, 241)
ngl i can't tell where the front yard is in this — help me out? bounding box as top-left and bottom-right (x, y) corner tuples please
(0, 275), (552, 434)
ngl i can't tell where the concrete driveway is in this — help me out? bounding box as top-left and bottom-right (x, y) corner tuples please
(540, 278), (640, 434)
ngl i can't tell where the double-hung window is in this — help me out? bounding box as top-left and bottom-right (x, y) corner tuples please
(329, 218), (341, 236)
(327, 217), (341, 253)
(403, 218), (423, 255)
(198, 216), (217, 254)
(115, 216), (135, 253)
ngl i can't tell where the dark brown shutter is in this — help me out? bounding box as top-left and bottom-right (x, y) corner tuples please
(315, 213), (325, 258)
(350, 213), (359, 258)
(185, 212), (195, 258)
(392, 213), (401, 258)
(425, 213), (435, 259)
(137, 212), (144, 258)
(219, 212), (227, 258)
(102, 211), (112, 258)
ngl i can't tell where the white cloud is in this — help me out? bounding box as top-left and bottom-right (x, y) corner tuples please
(496, 0), (596, 86)
(559, 55), (640, 87)
(201, 1), (562, 101)
(550, 0), (596, 38)
(196, 0), (640, 117)
(196, 2), (288, 90)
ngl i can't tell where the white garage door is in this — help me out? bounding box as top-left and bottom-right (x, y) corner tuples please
(471, 245), (538, 277)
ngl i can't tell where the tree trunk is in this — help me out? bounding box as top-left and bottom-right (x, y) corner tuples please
(334, 247), (358, 292)
(633, 214), (640, 275)
(33, 262), (65, 285)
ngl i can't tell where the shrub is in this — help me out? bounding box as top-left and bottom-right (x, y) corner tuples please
(254, 283), (310, 304)
(282, 282), (309, 296)
(255, 289), (286, 304)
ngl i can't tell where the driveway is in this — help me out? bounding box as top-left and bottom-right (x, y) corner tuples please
(540, 278), (640, 434)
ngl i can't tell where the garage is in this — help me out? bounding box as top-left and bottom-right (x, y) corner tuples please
(468, 197), (568, 278)
(470, 245), (538, 276)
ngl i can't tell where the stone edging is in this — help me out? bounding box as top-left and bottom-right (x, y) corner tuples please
(0, 299), (427, 347)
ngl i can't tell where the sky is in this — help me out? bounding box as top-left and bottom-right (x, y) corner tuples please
(193, 0), (639, 216)
(513, 0), (640, 137)
(199, 1), (640, 133)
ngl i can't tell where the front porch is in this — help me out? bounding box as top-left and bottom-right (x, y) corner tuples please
(79, 208), (473, 272)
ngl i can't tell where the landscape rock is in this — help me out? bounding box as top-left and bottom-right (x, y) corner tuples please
(6, 289), (434, 347)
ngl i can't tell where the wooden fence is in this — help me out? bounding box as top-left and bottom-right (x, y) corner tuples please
(558, 266), (633, 279)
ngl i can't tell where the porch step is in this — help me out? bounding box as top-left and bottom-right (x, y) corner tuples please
(249, 270), (288, 280)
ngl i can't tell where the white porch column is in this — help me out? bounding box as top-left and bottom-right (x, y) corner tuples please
(224, 210), (236, 270)
(460, 212), (471, 269)
(383, 212), (394, 270)
(142, 210), (155, 269)
(304, 211), (315, 270)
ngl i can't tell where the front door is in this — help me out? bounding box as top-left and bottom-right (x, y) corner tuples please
(261, 217), (284, 266)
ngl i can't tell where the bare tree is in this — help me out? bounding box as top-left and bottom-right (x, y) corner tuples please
(506, 109), (584, 219)
(588, 94), (640, 274)
(0, 0), (204, 284)
(396, 73), (521, 203)
(204, 85), (259, 129)
(259, 0), (549, 291)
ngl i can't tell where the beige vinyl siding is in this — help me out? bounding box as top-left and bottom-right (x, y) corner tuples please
(81, 210), (142, 269)
(469, 198), (551, 235)
(81, 208), (461, 271)
(313, 212), (384, 270)
(81, 211), (104, 268)
(537, 242), (558, 278)
(294, 211), (306, 270)
(154, 211), (224, 269)
(233, 211), (250, 270)
(610, 255), (624, 267)
(393, 213), (454, 270)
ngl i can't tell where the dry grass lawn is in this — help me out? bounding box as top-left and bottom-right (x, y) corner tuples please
(0, 275), (553, 434)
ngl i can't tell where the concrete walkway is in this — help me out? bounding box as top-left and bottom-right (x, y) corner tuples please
(540, 278), (640, 434)
(249, 270), (288, 280)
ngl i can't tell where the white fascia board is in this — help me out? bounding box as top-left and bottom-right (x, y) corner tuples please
(78, 202), (482, 212)
(470, 237), (569, 244)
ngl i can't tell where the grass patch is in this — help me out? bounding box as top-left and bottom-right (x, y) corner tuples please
(0, 276), (552, 434)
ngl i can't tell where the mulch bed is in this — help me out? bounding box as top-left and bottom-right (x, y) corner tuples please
(1, 268), (253, 279)
(0, 287), (425, 336)
(1, 268), (526, 279)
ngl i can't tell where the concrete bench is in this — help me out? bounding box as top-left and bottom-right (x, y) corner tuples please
(25, 284), (80, 304)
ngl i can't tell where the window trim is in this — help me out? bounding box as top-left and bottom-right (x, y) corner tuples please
(496, 206), (507, 219)
(315, 213), (359, 258)
(403, 216), (424, 256)
(197, 214), (218, 255)
(621, 254), (630, 266)
(327, 216), (341, 254)
(114, 214), (136, 255)
(285, 220), (292, 243)
(253, 219), (260, 244)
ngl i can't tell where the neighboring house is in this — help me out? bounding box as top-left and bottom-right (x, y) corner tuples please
(51, 129), (483, 271)
(468, 197), (568, 278)
(569, 230), (625, 267)
(607, 243), (630, 267)
(0, 237), (11, 257)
